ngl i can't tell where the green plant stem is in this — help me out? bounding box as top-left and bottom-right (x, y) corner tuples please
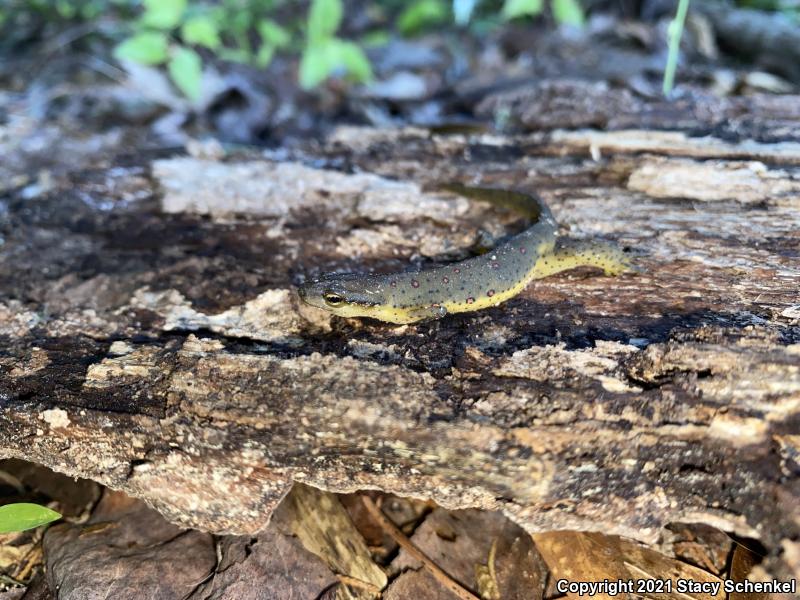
(662, 0), (690, 96)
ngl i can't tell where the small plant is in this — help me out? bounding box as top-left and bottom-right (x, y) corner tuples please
(114, 0), (294, 101)
(452, 0), (585, 28)
(399, 0), (450, 35)
(112, 0), (372, 99)
(114, 0), (205, 101)
(501, 0), (584, 26)
(662, 0), (690, 96)
(298, 0), (372, 89)
(0, 503), (61, 534)
(8, 0), (709, 101)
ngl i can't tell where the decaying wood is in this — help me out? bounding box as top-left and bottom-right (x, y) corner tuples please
(697, 3), (800, 83)
(475, 79), (800, 140)
(1, 88), (799, 584)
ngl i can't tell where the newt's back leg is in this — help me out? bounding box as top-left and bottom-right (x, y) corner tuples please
(532, 239), (639, 279)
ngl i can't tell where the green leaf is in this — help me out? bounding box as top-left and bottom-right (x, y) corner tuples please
(181, 16), (221, 49)
(168, 46), (203, 101)
(218, 47), (252, 64)
(299, 43), (331, 89)
(258, 19), (291, 48)
(80, 1), (104, 20)
(398, 0), (449, 35)
(361, 30), (391, 47)
(55, 0), (77, 19)
(141, 0), (187, 29)
(338, 41), (372, 83)
(0, 503), (61, 534)
(255, 44), (276, 68)
(307, 0), (342, 44)
(501, 0), (543, 20)
(114, 32), (169, 65)
(299, 39), (372, 88)
(552, 0), (584, 26)
(228, 9), (251, 35)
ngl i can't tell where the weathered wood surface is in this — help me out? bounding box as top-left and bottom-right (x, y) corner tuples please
(1, 84), (799, 581)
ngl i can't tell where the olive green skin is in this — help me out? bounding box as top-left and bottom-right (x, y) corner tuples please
(299, 185), (634, 324)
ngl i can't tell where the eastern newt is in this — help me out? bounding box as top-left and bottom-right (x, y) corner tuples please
(298, 184), (635, 324)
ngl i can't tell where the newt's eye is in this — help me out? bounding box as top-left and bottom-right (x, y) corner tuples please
(323, 293), (345, 307)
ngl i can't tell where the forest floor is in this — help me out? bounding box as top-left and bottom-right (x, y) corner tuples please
(1, 3), (799, 599)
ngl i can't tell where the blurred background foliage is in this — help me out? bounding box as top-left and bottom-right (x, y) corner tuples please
(0, 0), (619, 99)
(0, 0), (798, 100)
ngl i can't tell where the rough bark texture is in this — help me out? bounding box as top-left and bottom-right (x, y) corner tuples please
(1, 84), (799, 581)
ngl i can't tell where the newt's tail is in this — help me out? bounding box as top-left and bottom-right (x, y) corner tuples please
(437, 182), (554, 224)
(533, 238), (640, 279)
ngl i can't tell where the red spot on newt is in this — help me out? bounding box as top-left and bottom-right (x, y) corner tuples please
(466, 297), (475, 304)
(411, 280), (419, 288)
(487, 290), (495, 297)
(442, 276), (449, 284)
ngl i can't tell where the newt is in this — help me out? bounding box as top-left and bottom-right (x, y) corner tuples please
(298, 184), (635, 324)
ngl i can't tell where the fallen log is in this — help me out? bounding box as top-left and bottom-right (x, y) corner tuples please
(1, 112), (798, 582)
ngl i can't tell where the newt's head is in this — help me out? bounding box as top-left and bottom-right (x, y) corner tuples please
(298, 274), (386, 319)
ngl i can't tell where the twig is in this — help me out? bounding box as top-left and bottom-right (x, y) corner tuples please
(337, 574), (382, 597)
(361, 495), (481, 600)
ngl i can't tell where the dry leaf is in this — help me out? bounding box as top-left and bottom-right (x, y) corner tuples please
(0, 543), (31, 569)
(273, 484), (387, 600)
(666, 523), (732, 575)
(533, 531), (725, 600)
(728, 541), (770, 600)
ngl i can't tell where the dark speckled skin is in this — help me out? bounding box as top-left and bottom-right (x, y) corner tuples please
(299, 185), (633, 324)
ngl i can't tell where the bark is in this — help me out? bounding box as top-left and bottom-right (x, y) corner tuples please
(1, 89), (799, 582)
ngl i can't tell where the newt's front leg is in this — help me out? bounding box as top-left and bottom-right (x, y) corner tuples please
(405, 304), (449, 323)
